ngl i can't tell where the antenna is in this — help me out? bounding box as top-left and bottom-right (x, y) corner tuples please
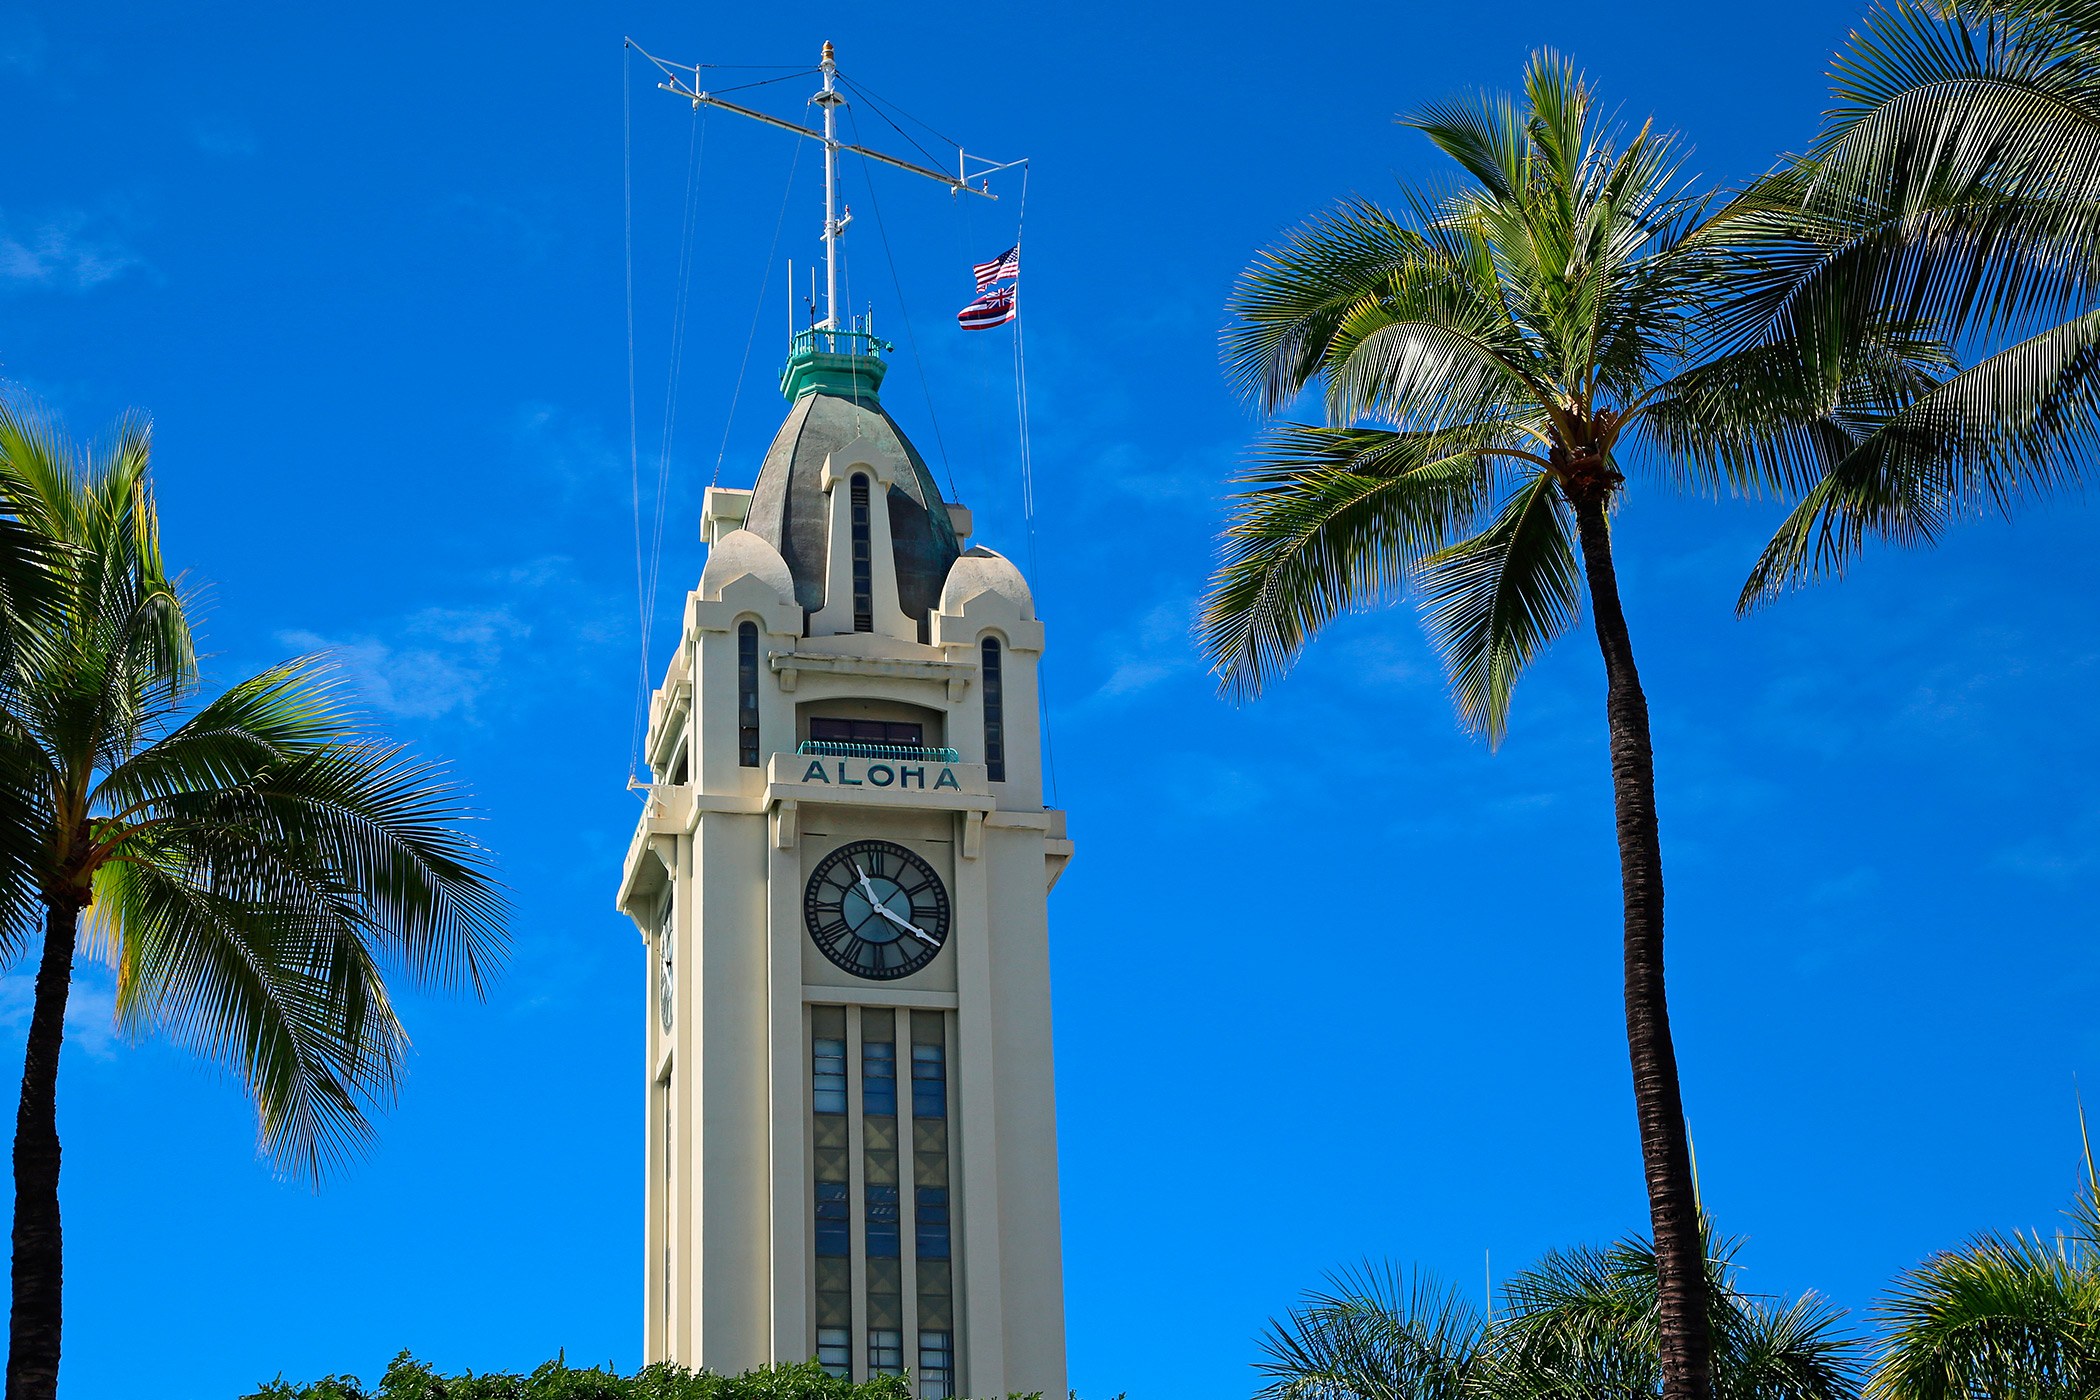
(628, 38), (1024, 338)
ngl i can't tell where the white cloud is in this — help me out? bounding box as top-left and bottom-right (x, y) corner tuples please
(1086, 597), (1204, 702)
(0, 211), (139, 292)
(0, 967), (119, 1062)
(281, 605), (530, 721)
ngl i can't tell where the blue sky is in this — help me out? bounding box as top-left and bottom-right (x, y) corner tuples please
(6, 2), (2100, 1397)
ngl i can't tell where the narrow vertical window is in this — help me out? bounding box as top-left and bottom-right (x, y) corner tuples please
(915, 1186), (950, 1259)
(850, 474), (874, 632)
(814, 1180), (850, 1257)
(910, 1012), (953, 1388)
(981, 636), (1005, 782)
(862, 1009), (905, 1349)
(737, 621), (760, 767)
(912, 1040), (947, 1119)
(813, 1036), (847, 1115)
(866, 1183), (901, 1258)
(811, 1007), (852, 1361)
(817, 1327), (850, 1378)
(917, 1331), (954, 1399)
(869, 1328), (904, 1377)
(863, 1038), (897, 1116)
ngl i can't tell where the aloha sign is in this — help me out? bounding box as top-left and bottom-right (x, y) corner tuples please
(799, 759), (963, 791)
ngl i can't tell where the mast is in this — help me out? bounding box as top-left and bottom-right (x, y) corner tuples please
(817, 41), (844, 331)
(631, 37), (1024, 345)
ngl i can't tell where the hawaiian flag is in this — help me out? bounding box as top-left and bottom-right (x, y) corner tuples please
(957, 283), (1017, 330)
(972, 245), (1020, 290)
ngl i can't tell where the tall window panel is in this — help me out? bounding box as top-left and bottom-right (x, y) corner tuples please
(862, 1008), (904, 1374)
(869, 1328), (905, 1379)
(917, 1331), (954, 1400)
(737, 622), (761, 766)
(850, 474), (874, 632)
(911, 1010), (953, 1391)
(980, 637), (1005, 782)
(811, 1007), (851, 1373)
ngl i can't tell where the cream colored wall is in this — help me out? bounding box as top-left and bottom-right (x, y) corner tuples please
(985, 822), (1067, 1396)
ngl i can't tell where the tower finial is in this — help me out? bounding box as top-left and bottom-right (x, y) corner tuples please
(822, 39), (834, 62)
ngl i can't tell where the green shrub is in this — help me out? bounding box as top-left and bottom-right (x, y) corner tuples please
(243, 1355), (918, 1400)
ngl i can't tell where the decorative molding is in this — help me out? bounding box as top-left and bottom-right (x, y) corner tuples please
(801, 985), (959, 1010)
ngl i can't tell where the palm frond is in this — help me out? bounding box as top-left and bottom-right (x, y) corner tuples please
(1497, 1229), (1860, 1400)
(1227, 202), (1453, 413)
(96, 659), (508, 997)
(1255, 1264), (1487, 1400)
(1871, 1233), (2100, 1400)
(1201, 425), (1506, 698)
(90, 853), (402, 1180)
(1738, 306), (2100, 607)
(1415, 469), (1581, 745)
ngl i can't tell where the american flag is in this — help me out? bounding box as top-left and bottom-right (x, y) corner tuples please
(957, 284), (1017, 330)
(972, 245), (1020, 291)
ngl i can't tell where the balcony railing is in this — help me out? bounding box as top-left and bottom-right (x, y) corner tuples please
(798, 740), (961, 764)
(788, 325), (895, 360)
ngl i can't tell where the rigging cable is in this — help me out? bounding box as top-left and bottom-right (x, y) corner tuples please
(843, 103), (958, 500)
(624, 42), (650, 785)
(710, 107), (810, 487)
(638, 104), (709, 743)
(1008, 165), (1060, 808)
(838, 75), (956, 178)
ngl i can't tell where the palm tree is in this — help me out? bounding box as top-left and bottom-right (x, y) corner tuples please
(1718, 0), (2100, 601)
(0, 403), (508, 1400)
(1255, 1229), (1861, 1400)
(1494, 1233), (1861, 1400)
(1204, 54), (1942, 1400)
(1256, 1265), (1488, 1400)
(1871, 1126), (2100, 1400)
(1873, 1227), (2100, 1400)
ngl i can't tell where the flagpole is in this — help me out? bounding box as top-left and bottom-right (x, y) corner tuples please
(817, 41), (842, 332)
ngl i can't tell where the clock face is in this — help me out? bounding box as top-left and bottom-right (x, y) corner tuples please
(657, 896), (674, 1034)
(804, 839), (951, 981)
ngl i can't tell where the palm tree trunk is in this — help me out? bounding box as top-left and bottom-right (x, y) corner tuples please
(7, 899), (77, 1400)
(1569, 494), (1710, 1400)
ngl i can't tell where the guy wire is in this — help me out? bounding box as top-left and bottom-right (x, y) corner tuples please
(1007, 164), (1059, 808)
(638, 105), (708, 744)
(711, 110), (809, 488)
(844, 104), (958, 500)
(624, 42), (650, 785)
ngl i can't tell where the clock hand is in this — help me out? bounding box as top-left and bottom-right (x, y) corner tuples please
(851, 861), (884, 907)
(870, 901), (939, 947)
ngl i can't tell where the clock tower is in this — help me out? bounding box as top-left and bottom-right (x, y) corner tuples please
(615, 328), (1072, 1399)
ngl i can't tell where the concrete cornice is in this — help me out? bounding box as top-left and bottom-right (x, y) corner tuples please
(768, 648), (975, 700)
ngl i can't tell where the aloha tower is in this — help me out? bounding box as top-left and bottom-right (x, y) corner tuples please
(614, 42), (1070, 1400)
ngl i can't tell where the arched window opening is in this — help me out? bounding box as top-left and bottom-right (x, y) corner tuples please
(737, 622), (761, 767)
(850, 474), (873, 632)
(981, 636), (1006, 783)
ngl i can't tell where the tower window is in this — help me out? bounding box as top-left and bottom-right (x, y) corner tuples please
(911, 1042), (947, 1120)
(915, 1186), (950, 1260)
(817, 1327), (850, 1378)
(868, 1328), (904, 1378)
(866, 1183), (901, 1258)
(850, 474), (873, 632)
(981, 637), (1005, 782)
(737, 622), (761, 766)
(809, 717), (924, 749)
(917, 1331), (954, 1398)
(813, 1038), (847, 1116)
(863, 1038), (897, 1116)
(814, 1181), (850, 1258)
